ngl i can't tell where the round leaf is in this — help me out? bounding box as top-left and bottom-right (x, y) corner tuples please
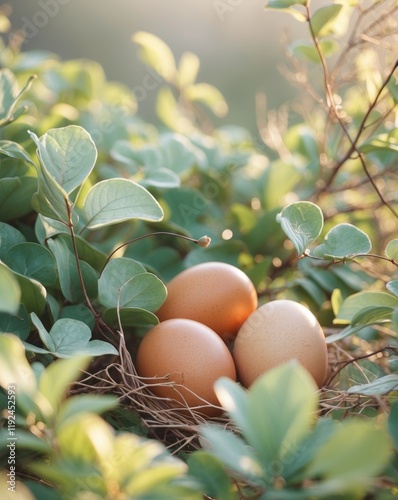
(120, 272), (166, 311)
(4, 242), (57, 287)
(313, 223), (371, 259)
(276, 201), (324, 256)
(29, 126), (97, 194)
(82, 178), (163, 229)
(98, 258), (146, 308)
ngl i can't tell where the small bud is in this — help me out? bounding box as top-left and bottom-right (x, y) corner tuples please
(197, 235), (211, 248)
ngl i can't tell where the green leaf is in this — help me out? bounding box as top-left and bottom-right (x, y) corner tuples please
(347, 374), (398, 395)
(31, 161), (72, 224)
(29, 315), (118, 358)
(0, 140), (36, 166)
(48, 236), (98, 303)
(0, 304), (30, 340)
(0, 262), (21, 314)
(60, 304), (95, 330)
(213, 377), (254, 441)
(0, 68), (22, 125)
(276, 201), (324, 256)
(120, 273), (167, 311)
(247, 362), (318, 466)
(159, 133), (207, 173)
(82, 178), (163, 229)
(313, 223), (371, 259)
(0, 175), (37, 221)
(392, 308), (398, 333)
(38, 356), (91, 415)
(200, 425), (265, 485)
(98, 257), (146, 308)
(133, 31), (177, 82)
(187, 451), (235, 500)
(388, 402), (398, 451)
(140, 167), (180, 189)
(184, 83), (228, 117)
(103, 307), (159, 328)
(5, 242), (57, 287)
(13, 269), (47, 315)
(310, 4), (343, 37)
(264, 2), (307, 21)
(385, 239), (398, 260)
(325, 324), (366, 344)
(335, 291), (398, 324)
(263, 160), (301, 210)
(351, 305), (394, 326)
(307, 420), (392, 493)
(0, 222), (26, 259)
(388, 75), (398, 103)
(57, 394), (119, 427)
(282, 418), (337, 483)
(28, 126), (97, 194)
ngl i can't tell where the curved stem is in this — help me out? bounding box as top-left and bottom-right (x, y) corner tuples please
(100, 232), (211, 274)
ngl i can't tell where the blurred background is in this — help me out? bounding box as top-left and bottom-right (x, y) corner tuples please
(7, 0), (308, 134)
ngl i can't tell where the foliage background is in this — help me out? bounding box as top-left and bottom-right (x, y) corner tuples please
(7, 0), (302, 133)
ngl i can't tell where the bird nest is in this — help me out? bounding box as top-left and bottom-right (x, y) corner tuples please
(72, 328), (396, 454)
(73, 331), (233, 453)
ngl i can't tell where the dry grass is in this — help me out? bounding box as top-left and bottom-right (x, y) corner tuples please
(73, 329), (397, 454)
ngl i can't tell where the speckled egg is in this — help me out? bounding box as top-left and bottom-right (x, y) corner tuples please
(156, 262), (258, 344)
(233, 300), (328, 388)
(136, 318), (237, 416)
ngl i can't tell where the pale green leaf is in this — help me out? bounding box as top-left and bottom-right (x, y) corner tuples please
(188, 451), (235, 500)
(200, 426), (265, 485)
(0, 140), (36, 165)
(28, 126), (97, 194)
(385, 239), (398, 260)
(334, 291), (398, 324)
(313, 223), (371, 259)
(82, 178), (163, 229)
(276, 201), (324, 256)
(98, 257), (146, 308)
(307, 420), (392, 490)
(120, 272), (167, 311)
(351, 305), (394, 326)
(347, 374), (398, 395)
(247, 362), (318, 465)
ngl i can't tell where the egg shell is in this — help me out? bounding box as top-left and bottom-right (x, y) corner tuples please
(156, 262), (258, 343)
(233, 300), (328, 388)
(136, 318), (237, 416)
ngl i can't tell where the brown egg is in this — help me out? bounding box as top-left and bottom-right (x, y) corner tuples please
(156, 262), (258, 344)
(233, 300), (328, 388)
(136, 318), (237, 416)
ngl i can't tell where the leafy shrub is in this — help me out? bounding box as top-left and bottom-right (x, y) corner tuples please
(0, 1), (398, 498)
